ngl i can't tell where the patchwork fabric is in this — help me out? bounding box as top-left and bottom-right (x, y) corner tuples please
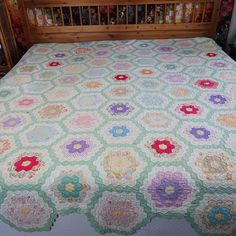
(0, 38), (236, 236)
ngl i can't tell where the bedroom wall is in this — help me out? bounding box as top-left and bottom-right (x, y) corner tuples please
(228, 1), (236, 44)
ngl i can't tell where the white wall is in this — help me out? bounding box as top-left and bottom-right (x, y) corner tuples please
(228, 0), (236, 44)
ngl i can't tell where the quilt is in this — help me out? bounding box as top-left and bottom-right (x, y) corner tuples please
(0, 38), (236, 236)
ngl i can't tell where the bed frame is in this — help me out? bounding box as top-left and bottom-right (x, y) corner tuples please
(18, 0), (221, 45)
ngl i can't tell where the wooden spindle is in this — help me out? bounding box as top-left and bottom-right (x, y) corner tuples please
(41, 8), (46, 26)
(60, 7), (64, 26)
(106, 6), (108, 25)
(183, 3), (186, 23)
(116, 5), (119, 24)
(50, 7), (55, 26)
(209, 1), (214, 22)
(192, 1), (196, 23)
(154, 4), (157, 24)
(202, 0), (207, 22)
(164, 4), (167, 23)
(108, 6), (110, 24)
(174, 3), (176, 24)
(126, 5), (128, 24)
(33, 8), (38, 26)
(88, 6), (91, 25)
(98, 6), (101, 25)
(79, 6), (82, 25)
(145, 4), (147, 23)
(69, 7), (73, 26)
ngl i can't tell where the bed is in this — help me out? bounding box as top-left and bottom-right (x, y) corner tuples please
(1, 1), (236, 236)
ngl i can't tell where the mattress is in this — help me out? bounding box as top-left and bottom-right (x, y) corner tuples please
(0, 38), (236, 236)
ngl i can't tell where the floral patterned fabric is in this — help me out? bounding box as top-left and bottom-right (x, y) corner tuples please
(0, 38), (236, 236)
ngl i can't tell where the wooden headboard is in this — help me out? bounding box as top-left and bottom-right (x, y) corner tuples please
(18, 0), (221, 45)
